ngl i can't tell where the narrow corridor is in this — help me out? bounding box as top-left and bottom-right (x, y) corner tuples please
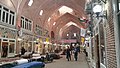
(46, 53), (89, 68)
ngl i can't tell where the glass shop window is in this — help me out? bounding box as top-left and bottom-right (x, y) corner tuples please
(27, 21), (31, 30)
(117, 0), (120, 12)
(25, 19), (27, 29)
(9, 14), (12, 24)
(2, 11), (5, 22)
(2, 7), (8, 23)
(9, 40), (15, 53)
(9, 43), (14, 53)
(21, 17), (24, 28)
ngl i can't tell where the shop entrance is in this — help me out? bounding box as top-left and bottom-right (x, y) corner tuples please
(95, 35), (100, 68)
(1, 41), (8, 57)
(8, 40), (15, 57)
(0, 38), (16, 58)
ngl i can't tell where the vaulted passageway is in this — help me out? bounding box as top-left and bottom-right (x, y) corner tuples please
(0, 0), (119, 68)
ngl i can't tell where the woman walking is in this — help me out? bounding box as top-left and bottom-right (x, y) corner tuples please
(66, 46), (71, 61)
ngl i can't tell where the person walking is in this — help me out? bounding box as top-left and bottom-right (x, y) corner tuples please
(21, 46), (26, 55)
(2, 45), (8, 57)
(66, 46), (71, 61)
(73, 45), (79, 61)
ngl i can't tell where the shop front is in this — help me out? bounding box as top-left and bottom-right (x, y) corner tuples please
(20, 33), (34, 53)
(0, 38), (16, 58)
(0, 27), (17, 58)
(34, 37), (43, 54)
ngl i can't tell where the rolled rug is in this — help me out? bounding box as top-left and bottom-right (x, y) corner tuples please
(15, 59), (28, 65)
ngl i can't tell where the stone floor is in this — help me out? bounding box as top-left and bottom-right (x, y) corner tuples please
(45, 52), (89, 68)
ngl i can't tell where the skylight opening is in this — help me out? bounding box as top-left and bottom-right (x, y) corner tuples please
(58, 6), (73, 15)
(40, 10), (43, 16)
(53, 22), (56, 25)
(28, 0), (33, 6)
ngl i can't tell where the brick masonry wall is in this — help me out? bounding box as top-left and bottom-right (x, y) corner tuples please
(105, 0), (117, 68)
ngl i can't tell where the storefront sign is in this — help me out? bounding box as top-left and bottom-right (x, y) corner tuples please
(0, 27), (16, 39)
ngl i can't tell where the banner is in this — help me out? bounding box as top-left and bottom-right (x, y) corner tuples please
(81, 37), (85, 43)
(46, 38), (49, 42)
(80, 28), (86, 37)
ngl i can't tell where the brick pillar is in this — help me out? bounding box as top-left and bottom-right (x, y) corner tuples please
(105, 0), (117, 67)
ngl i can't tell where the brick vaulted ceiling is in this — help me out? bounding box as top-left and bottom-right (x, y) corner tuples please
(0, 0), (88, 40)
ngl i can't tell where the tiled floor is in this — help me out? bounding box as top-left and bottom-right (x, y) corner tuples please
(45, 53), (89, 68)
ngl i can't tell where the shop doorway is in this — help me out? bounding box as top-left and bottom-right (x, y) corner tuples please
(95, 35), (100, 68)
(8, 40), (15, 57)
(0, 39), (16, 58)
(1, 42), (8, 57)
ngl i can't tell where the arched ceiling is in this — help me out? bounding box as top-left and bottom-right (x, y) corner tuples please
(18, 0), (87, 27)
(53, 13), (85, 31)
(59, 21), (81, 39)
(0, 0), (88, 39)
(52, 13), (86, 39)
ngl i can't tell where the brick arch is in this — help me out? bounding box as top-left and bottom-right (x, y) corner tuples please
(52, 13), (85, 32)
(58, 22), (81, 39)
(43, 4), (86, 29)
(51, 13), (85, 40)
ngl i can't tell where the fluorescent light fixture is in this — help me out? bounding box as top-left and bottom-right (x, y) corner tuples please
(93, 5), (102, 13)
(40, 10), (43, 16)
(48, 17), (51, 22)
(53, 22), (56, 25)
(28, 0), (33, 6)
(119, 3), (120, 10)
(58, 6), (73, 14)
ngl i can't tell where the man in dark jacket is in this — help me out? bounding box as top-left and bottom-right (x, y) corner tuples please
(21, 47), (26, 55)
(74, 44), (80, 61)
(66, 46), (71, 61)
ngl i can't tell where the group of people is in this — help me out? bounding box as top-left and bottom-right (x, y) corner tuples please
(65, 43), (80, 61)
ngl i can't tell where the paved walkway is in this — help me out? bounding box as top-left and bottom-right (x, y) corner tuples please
(45, 53), (89, 68)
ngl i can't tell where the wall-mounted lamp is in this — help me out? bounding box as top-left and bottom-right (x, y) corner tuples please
(93, 4), (107, 19)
